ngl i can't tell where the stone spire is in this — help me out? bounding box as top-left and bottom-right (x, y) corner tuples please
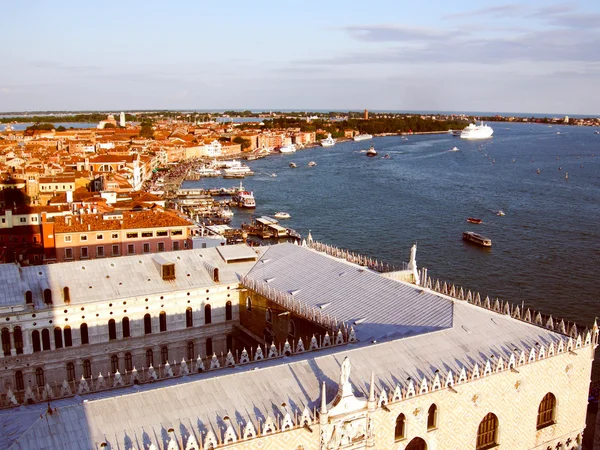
(319, 381), (328, 424)
(408, 243), (420, 285)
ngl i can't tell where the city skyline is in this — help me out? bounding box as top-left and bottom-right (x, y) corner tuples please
(2, 0), (600, 115)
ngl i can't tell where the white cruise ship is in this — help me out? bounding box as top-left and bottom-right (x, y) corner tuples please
(278, 144), (297, 153)
(460, 122), (494, 139)
(320, 133), (336, 147)
(353, 133), (373, 141)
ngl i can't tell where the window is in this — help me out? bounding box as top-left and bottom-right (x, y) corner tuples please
(156, 230), (168, 237)
(13, 326), (23, 354)
(80, 323), (89, 345)
(537, 393), (556, 429)
(206, 338), (213, 356)
(225, 301), (232, 321)
(246, 297), (252, 312)
(43, 289), (52, 305)
(20, 217), (26, 223)
(111, 355), (119, 374)
(427, 404), (438, 430)
(54, 327), (63, 349)
(171, 229), (183, 236)
(108, 319), (116, 340)
(1, 328), (10, 356)
(161, 346), (169, 364)
(122, 317), (130, 338)
(143, 243), (150, 253)
(67, 362), (75, 382)
(141, 231), (153, 238)
(96, 234), (104, 240)
(32, 330), (41, 352)
(395, 413), (406, 441)
(96, 246), (105, 257)
(41, 328), (51, 350)
(64, 326), (72, 347)
(157, 242), (165, 252)
(32, 217), (37, 222)
(187, 341), (195, 360)
(146, 348), (154, 367)
(144, 314), (152, 334)
(111, 233), (118, 239)
(288, 320), (296, 337)
(127, 244), (135, 255)
(81, 247), (89, 258)
(65, 248), (73, 259)
(35, 367), (45, 387)
(125, 352), (133, 372)
(25, 291), (33, 304)
(405, 437), (427, 450)
(15, 370), (24, 391)
(161, 263), (175, 280)
(126, 232), (138, 239)
(80, 235), (88, 241)
(266, 308), (272, 323)
(186, 308), (193, 328)
(83, 359), (92, 378)
(159, 311), (167, 332)
(205, 304), (212, 324)
(476, 413), (498, 450)
(63, 286), (70, 303)
(112, 244), (119, 256)
(173, 241), (180, 251)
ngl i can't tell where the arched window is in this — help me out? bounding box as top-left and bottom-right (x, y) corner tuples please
(144, 314), (152, 334)
(395, 413), (406, 441)
(427, 404), (438, 430)
(43, 288), (52, 305)
(266, 307), (272, 323)
(186, 308), (193, 328)
(13, 326), (23, 354)
(161, 346), (169, 364)
(63, 286), (70, 303)
(122, 317), (130, 338)
(146, 348), (154, 367)
(406, 437), (427, 450)
(41, 328), (51, 350)
(226, 334), (233, 352)
(159, 311), (167, 332)
(246, 296), (252, 312)
(66, 362), (75, 382)
(35, 367), (45, 387)
(288, 320), (296, 337)
(32, 330), (41, 352)
(187, 341), (195, 360)
(83, 359), (92, 379)
(537, 393), (556, 429)
(206, 338), (213, 356)
(54, 327), (63, 349)
(15, 370), (24, 391)
(1, 327), (11, 356)
(63, 326), (72, 347)
(108, 319), (116, 340)
(80, 323), (89, 345)
(225, 301), (232, 321)
(25, 290), (33, 304)
(124, 352), (133, 372)
(111, 355), (119, 373)
(476, 413), (499, 450)
(204, 304), (212, 325)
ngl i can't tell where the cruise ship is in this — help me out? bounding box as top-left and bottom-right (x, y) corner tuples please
(320, 133), (336, 147)
(460, 122), (494, 140)
(353, 133), (373, 141)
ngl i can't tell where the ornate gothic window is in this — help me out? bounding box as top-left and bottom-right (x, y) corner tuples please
(159, 311), (167, 332)
(206, 338), (213, 356)
(15, 370), (24, 391)
(1, 327), (10, 356)
(54, 327), (63, 349)
(537, 393), (556, 429)
(111, 355), (119, 374)
(186, 308), (193, 328)
(41, 328), (51, 350)
(108, 319), (116, 340)
(205, 304), (212, 325)
(66, 362), (75, 382)
(225, 301), (232, 321)
(32, 330), (41, 352)
(63, 326), (72, 347)
(427, 404), (438, 430)
(80, 323), (89, 345)
(395, 413), (406, 441)
(13, 326), (23, 354)
(146, 349), (154, 367)
(187, 341), (195, 361)
(35, 367), (45, 387)
(161, 346), (169, 365)
(476, 413), (498, 450)
(83, 359), (92, 379)
(125, 352), (133, 372)
(122, 317), (130, 338)
(144, 314), (152, 334)
(406, 437), (427, 450)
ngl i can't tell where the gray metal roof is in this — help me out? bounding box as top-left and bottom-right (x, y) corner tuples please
(216, 245), (259, 263)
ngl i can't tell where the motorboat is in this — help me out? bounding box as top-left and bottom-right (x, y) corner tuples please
(274, 211), (291, 219)
(320, 133), (336, 147)
(279, 144), (297, 153)
(462, 231), (492, 247)
(450, 130), (462, 137)
(460, 122), (494, 140)
(289, 162), (297, 168)
(466, 217), (482, 224)
(496, 210), (505, 216)
(366, 145), (377, 157)
(307, 161), (317, 167)
(353, 133), (373, 141)
(232, 190), (256, 208)
(450, 146), (459, 152)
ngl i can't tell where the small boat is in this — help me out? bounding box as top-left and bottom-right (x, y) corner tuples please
(466, 217), (483, 224)
(307, 161), (317, 167)
(274, 212), (291, 219)
(595, 130), (599, 134)
(289, 162), (297, 168)
(383, 154), (390, 159)
(270, 173), (277, 177)
(366, 145), (377, 157)
(450, 146), (459, 152)
(496, 210), (505, 217)
(463, 231), (492, 247)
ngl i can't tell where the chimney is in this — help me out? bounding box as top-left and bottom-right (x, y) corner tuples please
(66, 190), (73, 204)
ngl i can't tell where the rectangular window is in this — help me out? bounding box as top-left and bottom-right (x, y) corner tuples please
(156, 230), (168, 237)
(96, 246), (105, 257)
(173, 241), (180, 251)
(32, 217), (38, 222)
(141, 231), (153, 238)
(127, 244), (135, 255)
(126, 232), (138, 239)
(112, 244), (119, 256)
(80, 235), (88, 241)
(65, 248), (73, 259)
(81, 247), (89, 258)
(111, 233), (118, 239)
(1, 218), (5, 224)
(171, 230), (183, 236)
(157, 242), (165, 252)
(143, 243), (150, 253)
(64, 235), (72, 242)
(96, 234), (104, 240)
(20, 217), (26, 223)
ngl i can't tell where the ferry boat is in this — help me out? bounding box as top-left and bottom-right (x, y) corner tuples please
(274, 211), (291, 219)
(223, 164), (254, 178)
(462, 231), (492, 247)
(279, 144), (297, 153)
(353, 133), (373, 141)
(466, 217), (482, 224)
(366, 145), (377, 157)
(460, 122), (494, 140)
(196, 166), (221, 177)
(320, 134), (336, 147)
(232, 190), (256, 208)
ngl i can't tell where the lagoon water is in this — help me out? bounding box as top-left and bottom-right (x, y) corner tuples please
(183, 122), (600, 367)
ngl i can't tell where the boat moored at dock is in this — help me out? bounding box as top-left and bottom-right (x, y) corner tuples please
(232, 190), (256, 208)
(353, 133), (373, 141)
(463, 231), (492, 247)
(320, 133), (336, 147)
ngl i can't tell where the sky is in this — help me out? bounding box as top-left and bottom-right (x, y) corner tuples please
(2, 0), (600, 115)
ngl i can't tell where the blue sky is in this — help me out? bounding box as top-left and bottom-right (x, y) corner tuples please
(2, 0), (600, 114)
